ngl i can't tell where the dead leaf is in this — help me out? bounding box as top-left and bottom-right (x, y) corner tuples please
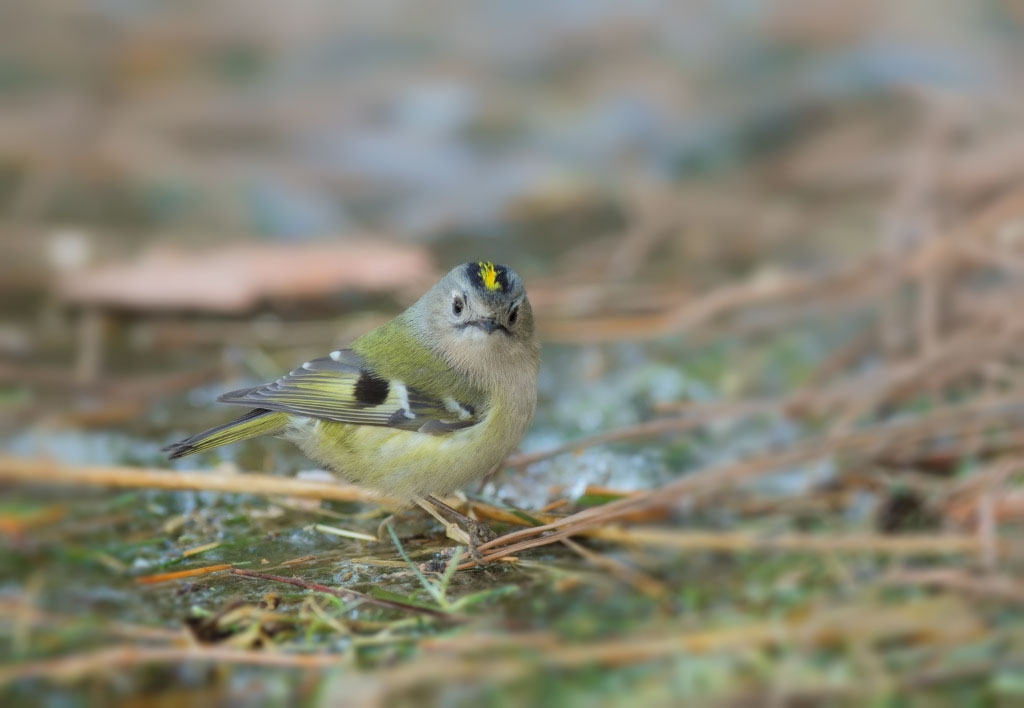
(58, 240), (436, 313)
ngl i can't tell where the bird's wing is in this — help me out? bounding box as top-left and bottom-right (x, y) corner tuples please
(217, 349), (479, 434)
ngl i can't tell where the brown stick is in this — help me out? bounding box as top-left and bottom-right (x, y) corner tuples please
(230, 569), (459, 621)
(0, 598), (186, 642)
(539, 259), (878, 344)
(480, 395), (1024, 560)
(0, 597), (979, 689)
(0, 456), (393, 505)
(0, 645), (344, 685)
(560, 537), (670, 600)
(879, 569), (1024, 604)
(505, 417), (707, 469)
(583, 527), (986, 555)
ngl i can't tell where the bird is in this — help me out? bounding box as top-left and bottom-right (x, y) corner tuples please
(164, 261), (540, 548)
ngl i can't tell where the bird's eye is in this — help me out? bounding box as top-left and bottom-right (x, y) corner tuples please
(509, 305), (519, 324)
(452, 298), (464, 316)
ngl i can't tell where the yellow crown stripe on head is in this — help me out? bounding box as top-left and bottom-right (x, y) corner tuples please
(478, 261), (502, 291)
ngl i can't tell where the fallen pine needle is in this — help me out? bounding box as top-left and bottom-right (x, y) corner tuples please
(92, 552), (128, 574)
(351, 558), (410, 568)
(182, 541), (221, 558)
(0, 505), (67, 535)
(540, 498), (570, 512)
(135, 564), (233, 585)
(280, 555), (318, 566)
(469, 500), (559, 527)
(313, 523), (378, 542)
(582, 484), (641, 498)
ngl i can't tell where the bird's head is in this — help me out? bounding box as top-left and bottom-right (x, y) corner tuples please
(411, 261), (538, 382)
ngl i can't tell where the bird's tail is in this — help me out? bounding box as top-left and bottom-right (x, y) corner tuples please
(163, 408), (289, 460)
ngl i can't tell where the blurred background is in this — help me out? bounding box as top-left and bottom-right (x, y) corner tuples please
(3, 1), (1024, 705)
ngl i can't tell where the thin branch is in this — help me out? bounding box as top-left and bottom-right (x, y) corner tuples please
(0, 645), (344, 686)
(880, 569), (1024, 604)
(0, 456), (392, 505)
(230, 569), (460, 621)
(480, 395), (1024, 560)
(505, 417), (707, 469)
(582, 527), (986, 555)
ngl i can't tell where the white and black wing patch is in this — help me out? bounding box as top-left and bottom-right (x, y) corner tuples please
(216, 349), (478, 434)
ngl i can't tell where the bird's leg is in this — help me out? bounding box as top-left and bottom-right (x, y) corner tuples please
(414, 497), (473, 547)
(416, 496), (497, 562)
(426, 495), (497, 543)
(375, 513), (396, 542)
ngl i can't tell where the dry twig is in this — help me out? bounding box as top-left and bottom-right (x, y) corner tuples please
(0, 456), (391, 505)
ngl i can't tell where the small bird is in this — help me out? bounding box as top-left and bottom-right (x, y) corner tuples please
(165, 261), (540, 545)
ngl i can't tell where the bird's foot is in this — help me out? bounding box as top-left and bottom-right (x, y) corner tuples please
(375, 513), (396, 542)
(417, 496), (497, 563)
(464, 519), (497, 565)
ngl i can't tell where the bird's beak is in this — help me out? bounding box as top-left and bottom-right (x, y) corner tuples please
(479, 317), (499, 334)
(469, 317), (508, 335)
